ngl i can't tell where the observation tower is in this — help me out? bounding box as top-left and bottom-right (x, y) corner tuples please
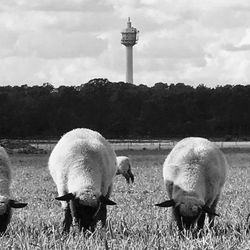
(121, 17), (139, 84)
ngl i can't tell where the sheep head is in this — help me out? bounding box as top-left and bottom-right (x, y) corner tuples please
(122, 169), (134, 184)
(56, 192), (116, 231)
(155, 198), (219, 230)
(0, 196), (27, 213)
(178, 199), (219, 229)
(0, 196), (27, 233)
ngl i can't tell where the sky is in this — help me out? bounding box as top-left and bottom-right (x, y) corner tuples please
(1, 0), (250, 87)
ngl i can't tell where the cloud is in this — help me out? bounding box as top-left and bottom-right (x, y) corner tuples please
(14, 31), (107, 59)
(0, 0), (113, 12)
(223, 43), (250, 52)
(1, 0), (250, 86)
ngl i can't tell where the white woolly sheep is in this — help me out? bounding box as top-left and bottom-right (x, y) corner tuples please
(0, 146), (27, 233)
(155, 137), (228, 231)
(116, 156), (134, 183)
(48, 128), (117, 232)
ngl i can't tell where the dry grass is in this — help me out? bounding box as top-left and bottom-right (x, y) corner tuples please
(0, 150), (249, 249)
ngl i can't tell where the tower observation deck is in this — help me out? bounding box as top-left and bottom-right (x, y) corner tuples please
(121, 17), (139, 84)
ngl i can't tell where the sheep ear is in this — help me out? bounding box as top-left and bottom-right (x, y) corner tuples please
(155, 199), (175, 207)
(9, 200), (28, 208)
(100, 196), (116, 205)
(55, 193), (75, 201)
(202, 206), (220, 216)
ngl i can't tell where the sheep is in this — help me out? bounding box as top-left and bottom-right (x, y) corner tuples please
(0, 146), (27, 233)
(48, 128), (118, 233)
(116, 156), (134, 183)
(155, 137), (228, 231)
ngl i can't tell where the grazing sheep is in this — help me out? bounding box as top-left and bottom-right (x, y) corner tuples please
(155, 137), (228, 231)
(48, 128), (117, 232)
(0, 146), (27, 233)
(116, 156), (134, 183)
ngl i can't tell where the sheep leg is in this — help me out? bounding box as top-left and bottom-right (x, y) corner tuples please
(57, 187), (73, 232)
(166, 207), (175, 232)
(165, 183), (177, 231)
(87, 203), (107, 232)
(173, 207), (184, 231)
(95, 184), (113, 227)
(197, 211), (206, 230)
(208, 196), (219, 228)
(62, 203), (72, 233)
(95, 203), (107, 227)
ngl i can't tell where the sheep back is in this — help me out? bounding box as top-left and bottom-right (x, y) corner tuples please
(163, 137), (227, 207)
(48, 128), (117, 200)
(0, 146), (11, 198)
(116, 156), (129, 165)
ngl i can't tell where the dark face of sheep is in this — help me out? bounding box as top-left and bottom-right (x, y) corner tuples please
(70, 198), (100, 231)
(174, 205), (202, 230)
(0, 200), (27, 233)
(122, 169), (134, 184)
(0, 205), (11, 233)
(155, 199), (219, 230)
(56, 193), (116, 232)
(116, 166), (134, 184)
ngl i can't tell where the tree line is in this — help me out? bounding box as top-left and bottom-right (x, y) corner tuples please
(0, 79), (250, 140)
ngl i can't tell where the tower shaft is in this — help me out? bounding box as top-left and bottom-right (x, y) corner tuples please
(126, 46), (133, 84)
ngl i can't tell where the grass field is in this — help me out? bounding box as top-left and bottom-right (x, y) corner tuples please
(0, 149), (249, 249)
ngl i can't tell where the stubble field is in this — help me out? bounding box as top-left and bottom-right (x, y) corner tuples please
(0, 148), (249, 249)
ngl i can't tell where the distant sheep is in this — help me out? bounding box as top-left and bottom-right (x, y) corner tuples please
(156, 137), (228, 231)
(48, 128), (117, 232)
(0, 146), (27, 233)
(116, 156), (134, 183)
